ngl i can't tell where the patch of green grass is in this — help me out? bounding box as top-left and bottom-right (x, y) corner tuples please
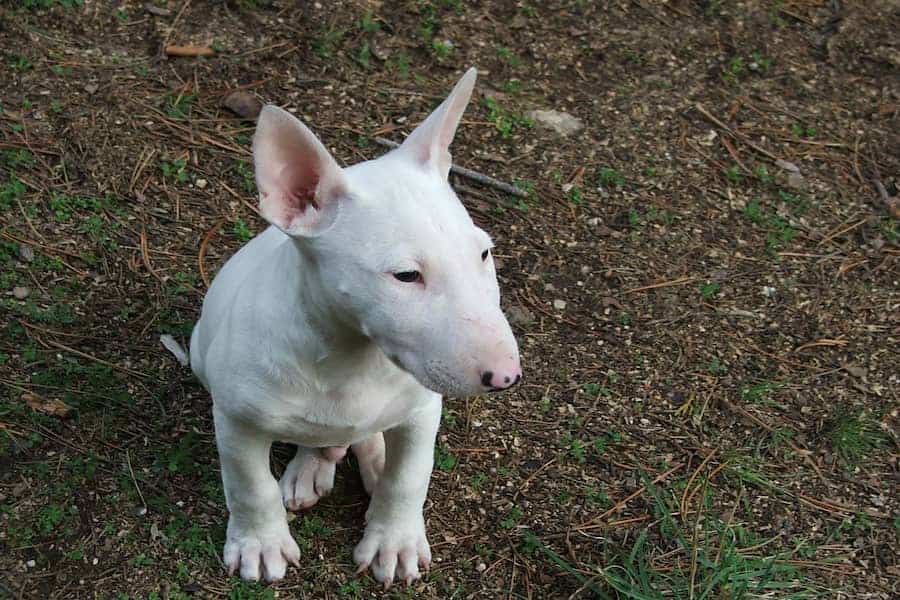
(740, 380), (780, 405)
(313, 27), (344, 58)
(561, 433), (587, 464)
(355, 43), (373, 69)
(497, 46), (520, 67)
(723, 56), (744, 84)
(707, 357), (728, 375)
(226, 580), (276, 600)
(566, 185), (583, 205)
(49, 193), (102, 221)
(584, 486), (611, 508)
(0, 176), (27, 210)
(233, 218), (253, 242)
(700, 281), (720, 300)
(724, 164), (744, 184)
(36, 503), (64, 534)
(434, 444), (456, 471)
(482, 97), (533, 139)
(744, 200), (797, 251)
(750, 51), (772, 72)
(430, 39), (453, 61)
(592, 432), (621, 456)
(598, 167), (625, 188)
(160, 159), (189, 184)
(2, 148), (35, 169)
(357, 10), (379, 33)
(17, 0), (84, 8)
(829, 411), (886, 466)
(164, 93), (195, 120)
(500, 505), (523, 530)
(468, 472), (487, 491)
(791, 123), (817, 139)
(582, 382), (612, 400)
(386, 52), (411, 78)
(9, 55), (33, 72)
(235, 160), (256, 194)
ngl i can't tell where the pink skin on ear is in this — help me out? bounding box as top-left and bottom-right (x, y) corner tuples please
(253, 105), (347, 237)
(268, 163), (320, 228)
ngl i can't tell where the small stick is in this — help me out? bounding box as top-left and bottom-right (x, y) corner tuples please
(198, 220), (224, 288)
(374, 137), (526, 198)
(164, 45), (215, 57)
(694, 103), (779, 162)
(624, 276), (697, 294)
(125, 450), (147, 510)
(43, 338), (150, 380)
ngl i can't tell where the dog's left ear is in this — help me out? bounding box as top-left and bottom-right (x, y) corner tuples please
(398, 67), (477, 178)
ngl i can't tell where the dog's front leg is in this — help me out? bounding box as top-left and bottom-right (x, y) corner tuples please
(353, 391), (441, 587)
(214, 409), (301, 581)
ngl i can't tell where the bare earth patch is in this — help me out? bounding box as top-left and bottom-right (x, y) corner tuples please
(0, 1), (897, 598)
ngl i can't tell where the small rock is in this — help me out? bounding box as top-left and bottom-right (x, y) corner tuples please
(553, 299), (567, 310)
(195, 178), (208, 189)
(507, 304), (535, 326)
(134, 506), (147, 517)
(528, 109), (584, 137)
(775, 159), (799, 173)
(144, 2), (172, 16)
(18, 245), (34, 262)
(476, 562), (487, 573)
(222, 90), (262, 121)
(26, 559), (36, 568)
(84, 83), (99, 95)
(12, 286), (29, 299)
(786, 171), (804, 189)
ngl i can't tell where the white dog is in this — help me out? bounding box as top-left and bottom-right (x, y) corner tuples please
(166, 68), (521, 585)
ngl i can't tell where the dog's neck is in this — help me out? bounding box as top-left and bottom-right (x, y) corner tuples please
(276, 234), (371, 359)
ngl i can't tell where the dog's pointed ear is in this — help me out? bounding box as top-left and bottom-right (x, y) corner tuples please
(253, 105), (348, 237)
(398, 67), (477, 178)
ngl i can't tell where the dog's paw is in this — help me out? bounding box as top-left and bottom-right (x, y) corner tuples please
(352, 433), (385, 495)
(279, 447), (344, 511)
(353, 511), (431, 587)
(223, 521), (300, 582)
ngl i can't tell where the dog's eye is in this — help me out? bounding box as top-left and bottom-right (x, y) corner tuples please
(481, 249), (490, 261)
(393, 270), (422, 283)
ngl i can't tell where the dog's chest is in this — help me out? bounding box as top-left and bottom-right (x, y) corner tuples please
(253, 349), (431, 446)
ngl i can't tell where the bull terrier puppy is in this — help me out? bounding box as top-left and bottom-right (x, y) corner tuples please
(180, 68), (521, 585)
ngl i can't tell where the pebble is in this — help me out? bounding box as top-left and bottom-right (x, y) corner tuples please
(195, 178), (208, 189)
(222, 90), (262, 121)
(553, 299), (567, 310)
(26, 559), (36, 568)
(528, 109), (584, 137)
(12, 286), (29, 299)
(476, 562), (487, 573)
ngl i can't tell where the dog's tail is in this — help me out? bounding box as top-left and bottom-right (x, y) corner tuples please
(160, 334), (190, 367)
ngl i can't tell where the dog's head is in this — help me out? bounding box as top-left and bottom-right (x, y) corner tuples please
(252, 68), (521, 397)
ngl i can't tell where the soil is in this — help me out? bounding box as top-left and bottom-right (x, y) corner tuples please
(0, 1), (898, 598)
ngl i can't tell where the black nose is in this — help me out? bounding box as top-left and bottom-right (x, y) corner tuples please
(481, 371), (493, 387)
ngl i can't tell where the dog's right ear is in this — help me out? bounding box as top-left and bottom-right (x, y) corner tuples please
(253, 105), (348, 237)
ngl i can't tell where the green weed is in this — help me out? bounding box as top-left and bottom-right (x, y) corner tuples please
(233, 219), (253, 242)
(434, 444), (456, 471)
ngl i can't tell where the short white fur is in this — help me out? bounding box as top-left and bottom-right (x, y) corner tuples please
(184, 67), (521, 585)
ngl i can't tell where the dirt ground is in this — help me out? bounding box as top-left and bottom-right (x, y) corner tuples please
(1, 1), (898, 598)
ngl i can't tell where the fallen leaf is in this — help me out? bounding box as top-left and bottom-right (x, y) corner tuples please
(22, 392), (73, 418)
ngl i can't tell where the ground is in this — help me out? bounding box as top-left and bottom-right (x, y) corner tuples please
(0, 0), (898, 598)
